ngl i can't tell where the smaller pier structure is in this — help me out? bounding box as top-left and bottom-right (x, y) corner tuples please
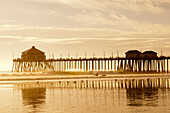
(12, 46), (54, 72)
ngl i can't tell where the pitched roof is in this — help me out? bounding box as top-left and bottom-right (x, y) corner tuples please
(125, 50), (141, 54)
(142, 51), (157, 54)
(22, 46), (45, 54)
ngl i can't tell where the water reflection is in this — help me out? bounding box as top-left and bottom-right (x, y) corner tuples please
(12, 78), (170, 113)
(126, 87), (158, 106)
(22, 88), (46, 108)
(125, 79), (168, 107)
(14, 83), (46, 113)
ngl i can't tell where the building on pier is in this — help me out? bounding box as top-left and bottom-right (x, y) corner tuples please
(142, 51), (157, 59)
(12, 46), (54, 72)
(125, 50), (141, 59)
(125, 50), (158, 59)
(21, 46), (46, 61)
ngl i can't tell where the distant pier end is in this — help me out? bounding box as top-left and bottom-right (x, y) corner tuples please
(12, 46), (54, 72)
(12, 48), (169, 73)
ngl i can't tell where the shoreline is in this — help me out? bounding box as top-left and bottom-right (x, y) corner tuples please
(3, 70), (168, 76)
(0, 71), (170, 81)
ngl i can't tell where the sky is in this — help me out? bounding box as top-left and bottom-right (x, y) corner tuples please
(0, 0), (170, 70)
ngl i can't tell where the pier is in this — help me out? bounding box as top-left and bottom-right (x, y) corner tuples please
(12, 46), (170, 73)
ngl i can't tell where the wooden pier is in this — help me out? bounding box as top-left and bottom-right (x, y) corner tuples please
(12, 57), (170, 73)
(11, 46), (170, 73)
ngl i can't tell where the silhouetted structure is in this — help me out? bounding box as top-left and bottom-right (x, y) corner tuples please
(12, 46), (54, 72)
(12, 48), (169, 73)
(21, 46), (46, 61)
(142, 51), (157, 59)
(125, 50), (141, 59)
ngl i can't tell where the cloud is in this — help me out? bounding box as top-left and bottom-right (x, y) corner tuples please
(36, 38), (83, 44)
(0, 0), (170, 70)
(0, 36), (38, 44)
(0, 0), (169, 29)
(0, 1), (169, 48)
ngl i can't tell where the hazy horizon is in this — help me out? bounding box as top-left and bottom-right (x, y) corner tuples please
(0, 0), (170, 70)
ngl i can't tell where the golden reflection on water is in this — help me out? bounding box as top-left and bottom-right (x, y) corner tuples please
(22, 88), (46, 112)
(11, 78), (170, 113)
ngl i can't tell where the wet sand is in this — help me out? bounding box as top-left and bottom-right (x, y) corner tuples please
(0, 71), (170, 81)
(1, 77), (170, 113)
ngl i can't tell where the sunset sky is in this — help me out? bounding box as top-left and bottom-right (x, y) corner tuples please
(0, 0), (170, 70)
